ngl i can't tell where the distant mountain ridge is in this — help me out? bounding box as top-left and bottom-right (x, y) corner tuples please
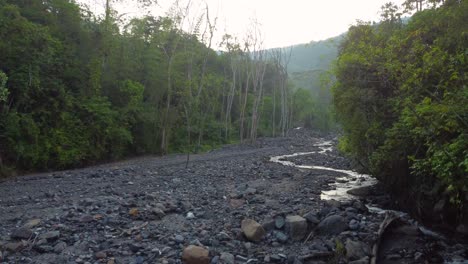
(267, 34), (343, 95)
(284, 34), (343, 74)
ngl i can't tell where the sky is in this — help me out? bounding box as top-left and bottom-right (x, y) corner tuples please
(79, 0), (407, 49)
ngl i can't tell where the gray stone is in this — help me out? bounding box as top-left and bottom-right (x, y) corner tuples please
(79, 214), (94, 223)
(274, 231), (288, 243)
(11, 227), (33, 240)
(285, 215), (307, 241)
(95, 251), (107, 259)
(316, 215), (347, 235)
(53, 241), (67, 253)
(4, 241), (26, 252)
(275, 216), (285, 229)
(39, 231), (60, 242)
(347, 186), (373, 197)
(175, 235), (185, 243)
(349, 219), (359, 230)
(345, 239), (371, 261)
(150, 208), (166, 219)
(262, 217), (276, 231)
(23, 219), (41, 229)
(303, 212), (320, 225)
(219, 252), (235, 264)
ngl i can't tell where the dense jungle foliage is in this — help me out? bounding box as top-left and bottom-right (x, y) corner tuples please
(0, 0), (326, 175)
(333, 0), (468, 227)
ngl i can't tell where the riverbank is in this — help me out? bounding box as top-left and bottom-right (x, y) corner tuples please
(0, 129), (466, 263)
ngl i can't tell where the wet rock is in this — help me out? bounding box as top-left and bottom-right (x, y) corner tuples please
(219, 252), (235, 264)
(316, 215), (347, 235)
(241, 219), (265, 242)
(10, 227), (33, 240)
(347, 186), (373, 197)
(345, 239), (370, 261)
(182, 245), (210, 264)
(285, 215), (307, 241)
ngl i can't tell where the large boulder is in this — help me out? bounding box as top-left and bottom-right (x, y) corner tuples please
(241, 219), (265, 242)
(285, 215), (308, 241)
(316, 215), (347, 235)
(182, 245), (210, 264)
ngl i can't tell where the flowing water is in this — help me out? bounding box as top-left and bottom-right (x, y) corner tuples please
(270, 139), (378, 201)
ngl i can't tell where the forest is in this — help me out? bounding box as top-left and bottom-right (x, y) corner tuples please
(333, 0), (468, 228)
(0, 0), (326, 176)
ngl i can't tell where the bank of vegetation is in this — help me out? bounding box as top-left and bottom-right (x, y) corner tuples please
(0, 0), (331, 175)
(333, 0), (468, 230)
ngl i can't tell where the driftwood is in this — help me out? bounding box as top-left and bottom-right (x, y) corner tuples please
(371, 212), (400, 264)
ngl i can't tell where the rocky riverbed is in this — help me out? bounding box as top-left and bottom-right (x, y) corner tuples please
(0, 129), (466, 264)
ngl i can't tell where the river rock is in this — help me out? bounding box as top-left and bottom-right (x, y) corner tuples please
(345, 239), (370, 261)
(182, 245), (210, 264)
(219, 252), (235, 264)
(230, 199), (245, 209)
(316, 215), (347, 235)
(274, 231), (288, 243)
(23, 219), (41, 229)
(4, 241), (26, 252)
(241, 219), (265, 242)
(303, 211), (320, 225)
(347, 186), (373, 197)
(275, 215), (285, 229)
(11, 227), (33, 240)
(53, 241), (67, 253)
(262, 217), (276, 231)
(95, 251), (107, 259)
(285, 215), (307, 241)
(39, 231), (60, 241)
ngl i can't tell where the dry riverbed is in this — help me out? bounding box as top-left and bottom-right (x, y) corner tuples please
(0, 129), (466, 264)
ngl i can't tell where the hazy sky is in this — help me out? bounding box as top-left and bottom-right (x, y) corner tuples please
(80, 0), (407, 49)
